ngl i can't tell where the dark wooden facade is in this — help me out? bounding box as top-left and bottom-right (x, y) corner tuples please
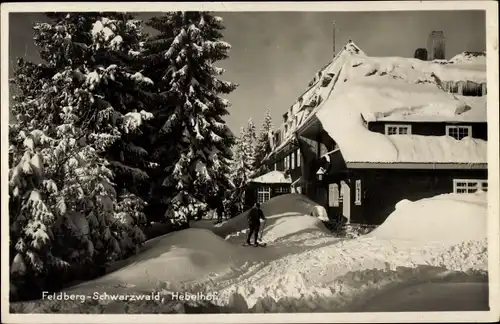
(266, 117), (488, 225)
(318, 160), (488, 225)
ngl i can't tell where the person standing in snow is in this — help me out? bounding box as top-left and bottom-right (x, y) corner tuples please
(216, 199), (224, 224)
(246, 202), (266, 246)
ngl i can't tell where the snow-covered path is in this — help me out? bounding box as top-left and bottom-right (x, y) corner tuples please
(193, 193), (488, 311)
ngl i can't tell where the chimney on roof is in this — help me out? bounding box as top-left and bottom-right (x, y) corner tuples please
(427, 31), (446, 60)
(332, 21), (336, 57)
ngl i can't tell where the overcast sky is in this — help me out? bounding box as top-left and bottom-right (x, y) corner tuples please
(9, 10), (486, 133)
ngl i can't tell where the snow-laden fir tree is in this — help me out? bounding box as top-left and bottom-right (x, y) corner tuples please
(143, 12), (237, 223)
(9, 13), (152, 297)
(254, 108), (273, 173)
(242, 118), (257, 176)
(228, 127), (247, 214)
(228, 120), (258, 212)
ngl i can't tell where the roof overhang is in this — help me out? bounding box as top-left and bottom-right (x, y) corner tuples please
(295, 114), (322, 140)
(346, 162), (488, 170)
(267, 137), (299, 161)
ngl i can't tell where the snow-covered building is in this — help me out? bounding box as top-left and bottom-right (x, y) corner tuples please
(244, 171), (292, 206)
(264, 41), (488, 225)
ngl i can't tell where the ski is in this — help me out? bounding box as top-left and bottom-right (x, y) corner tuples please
(242, 243), (267, 247)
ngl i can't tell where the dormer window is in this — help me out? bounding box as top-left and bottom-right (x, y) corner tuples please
(385, 124), (412, 135)
(446, 125), (472, 140)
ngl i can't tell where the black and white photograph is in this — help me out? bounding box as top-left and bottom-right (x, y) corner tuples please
(1, 1), (499, 323)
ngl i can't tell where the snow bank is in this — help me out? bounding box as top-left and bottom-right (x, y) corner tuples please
(224, 213), (332, 245)
(213, 192), (487, 309)
(367, 192), (487, 244)
(213, 194), (322, 238)
(347, 274), (489, 312)
(61, 192), (486, 313)
(260, 215), (331, 243)
(250, 170), (291, 184)
(66, 229), (241, 293)
(214, 235), (487, 309)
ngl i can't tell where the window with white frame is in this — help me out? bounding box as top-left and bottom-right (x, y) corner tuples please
(291, 152), (295, 168)
(275, 186), (290, 194)
(257, 186), (271, 203)
(446, 125), (472, 140)
(354, 179), (362, 205)
(284, 155), (289, 169)
(297, 148), (301, 167)
(453, 179), (487, 194)
(385, 124), (412, 135)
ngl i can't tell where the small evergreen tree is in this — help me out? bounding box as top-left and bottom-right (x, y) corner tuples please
(254, 108), (273, 173)
(9, 12), (151, 298)
(143, 12), (237, 224)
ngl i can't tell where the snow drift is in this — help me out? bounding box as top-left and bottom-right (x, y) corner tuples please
(213, 193), (324, 238)
(213, 192), (488, 309)
(66, 229), (242, 294)
(257, 214), (332, 244)
(63, 192), (487, 313)
(367, 192), (487, 244)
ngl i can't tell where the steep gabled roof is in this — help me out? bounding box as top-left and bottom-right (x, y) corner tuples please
(267, 41), (365, 158)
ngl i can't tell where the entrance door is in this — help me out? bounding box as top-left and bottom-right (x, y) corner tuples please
(341, 180), (351, 224)
(316, 187), (328, 207)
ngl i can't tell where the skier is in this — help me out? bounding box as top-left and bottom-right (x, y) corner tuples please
(245, 202), (266, 246)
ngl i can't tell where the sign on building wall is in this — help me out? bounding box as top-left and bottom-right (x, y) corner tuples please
(355, 179), (362, 205)
(328, 183), (339, 207)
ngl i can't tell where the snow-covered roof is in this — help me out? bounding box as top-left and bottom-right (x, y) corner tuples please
(268, 41), (487, 165)
(267, 40), (487, 165)
(448, 51), (487, 65)
(268, 42), (366, 156)
(313, 51), (488, 164)
(250, 171), (291, 184)
(361, 95), (487, 123)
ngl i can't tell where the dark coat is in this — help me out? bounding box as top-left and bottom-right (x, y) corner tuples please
(248, 206), (265, 226)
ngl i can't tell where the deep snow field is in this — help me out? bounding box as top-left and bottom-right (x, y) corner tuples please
(13, 193), (489, 313)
